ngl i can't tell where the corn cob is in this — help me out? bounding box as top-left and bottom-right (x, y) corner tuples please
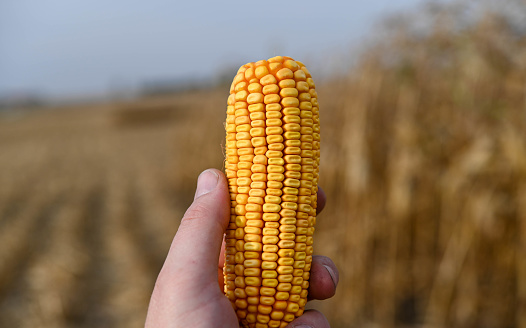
(223, 56), (320, 328)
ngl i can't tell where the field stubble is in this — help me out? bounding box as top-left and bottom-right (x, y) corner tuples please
(1, 4), (526, 327)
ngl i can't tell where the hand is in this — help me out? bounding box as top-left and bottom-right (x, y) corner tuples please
(145, 169), (339, 328)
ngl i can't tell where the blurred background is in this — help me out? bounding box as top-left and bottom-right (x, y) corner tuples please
(1, 0), (525, 327)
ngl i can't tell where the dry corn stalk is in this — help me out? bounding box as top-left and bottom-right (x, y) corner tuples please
(223, 56), (320, 328)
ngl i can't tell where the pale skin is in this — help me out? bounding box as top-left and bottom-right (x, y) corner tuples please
(145, 169), (339, 328)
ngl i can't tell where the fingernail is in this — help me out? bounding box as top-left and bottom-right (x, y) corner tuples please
(323, 264), (338, 288)
(195, 169), (219, 199)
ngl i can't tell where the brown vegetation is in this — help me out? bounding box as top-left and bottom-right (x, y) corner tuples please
(0, 1), (525, 327)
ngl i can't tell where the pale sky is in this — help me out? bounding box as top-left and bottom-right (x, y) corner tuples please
(0, 0), (439, 99)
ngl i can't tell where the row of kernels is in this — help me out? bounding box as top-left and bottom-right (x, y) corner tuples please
(293, 71), (316, 308)
(225, 90), (239, 301)
(279, 77), (305, 319)
(233, 76), (257, 315)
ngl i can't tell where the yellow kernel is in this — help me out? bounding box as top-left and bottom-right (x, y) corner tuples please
(264, 94), (280, 104)
(260, 287), (276, 296)
(279, 233), (296, 241)
(283, 123), (301, 132)
(263, 84), (279, 95)
(299, 93), (311, 102)
(283, 115), (300, 124)
(266, 118), (282, 126)
(235, 101), (248, 109)
(268, 56), (283, 63)
(260, 74), (277, 86)
(294, 69), (306, 81)
(244, 259), (262, 268)
(261, 261), (278, 270)
(270, 310), (284, 320)
(251, 155), (267, 166)
(274, 300), (288, 310)
(282, 194), (298, 202)
(262, 253), (279, 262)
(251, 173), (267, 182)
(245, 226), (262, 235)
(248, 83), (262, 94)
(281, 97), (300, 108)
(276, 68), (294, 80)
(283, 107), (301, 116)
(264, 195), (281, 204)
(279, 225), (296, 233)
(263, 213), (280, 221)
(266, 126), (283, 135)
(279, 79), (296, 88)
(266, 111), (282, 119)
(248, 188), (266, 197)
(277, 282), (292, 291)
(245, 251), (259, 259)
(262, 270), (278, 280)
(284, 131), (301, 140)
(263, 244), (279, 253)
(249, 103), (265, 112)
(296, 81), (309, 92)
(275, 291), (290, 301)
(245, 277), (262, 287)
(292, 276), (303, 285)
(244, 233), (261, 243)
(266, 188), (282, 197)
(246, 286), (260, 296)
(278, 240), (295, 249)
(267, 135), (283, 144)
(267, 181), (283, 189)
(266, 103), (281, 111)
(260, 296), (276, 305)
(235, 264), (245, 275)
(235, 299), (248, 309)
(255, 66), (269, 79)
(296, 227), (308, 235)
(280, 88), (299, 98)
(235, 205), (246, 216)
(299, 101), (312, 110)
(262, 278), (278, 287)
(280, 209), (296, 217)
(263, 204), (281, 213)
(293, 260), (305, 269)
(283, 60), (299, 71)
(284, 155), (301, 164)
(268, 158), (285, 165)
(244, 242), (262, 251)
(236, 90), (249, 101)
(262, 236), (279, 244)
(247, 93), (264, 104)
(244, 67), (255, 80)
(268, 173), (285, 182)
(244, 268), (261, 277)
(278, 275), (293, 284)
(278, 249), (295, 258)
(294, 243), (306, 252)
(235, 276), (246, 288)
(286, 302), (299, 313)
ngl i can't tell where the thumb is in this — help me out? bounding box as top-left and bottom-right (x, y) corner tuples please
(165, 169), (230, 284)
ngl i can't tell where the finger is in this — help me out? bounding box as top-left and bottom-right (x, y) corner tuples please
(286, 309), (330, 328)
(316, 186), (327, 215)
(164, 169), (230, 284)
(308, 255), (339, 300)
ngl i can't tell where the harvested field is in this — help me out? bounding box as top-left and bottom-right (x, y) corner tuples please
(1, 2), (525, 327)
